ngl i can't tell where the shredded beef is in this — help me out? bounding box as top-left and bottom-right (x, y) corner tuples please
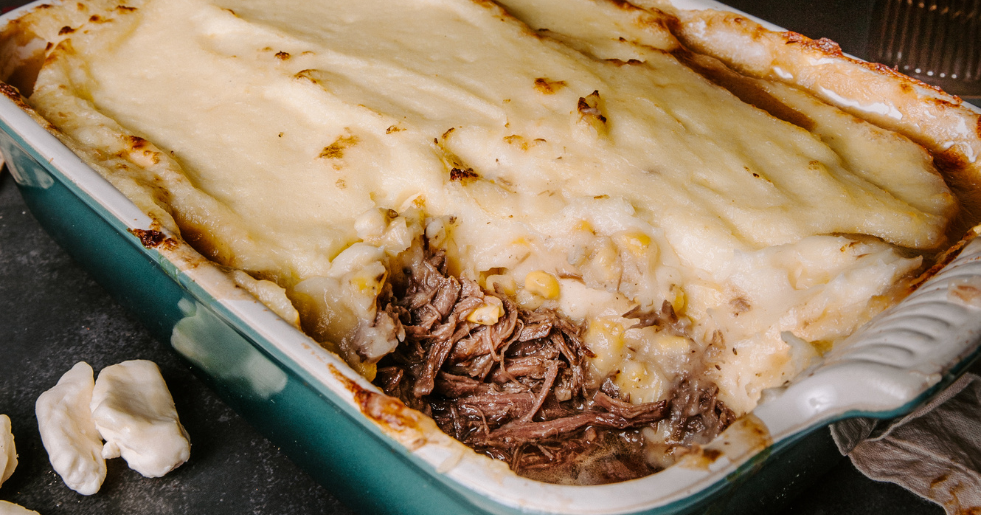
(372, 246), (736, 485)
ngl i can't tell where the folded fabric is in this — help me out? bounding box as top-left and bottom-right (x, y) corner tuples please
(831, 372), (981, 515)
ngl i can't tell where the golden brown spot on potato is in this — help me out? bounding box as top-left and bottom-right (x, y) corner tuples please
(534, 77), (567, 94)
(450, 167), (479, 181)
(503, 134), (545, 151)
(926, 96), (959, 110)
(294, 69), (318, 83)
(115, 5), (137, 13)
(503, 134), (526, 148)
(441, 127), (456, 139)
(319, 134), (359, 159)
(634, 13), (670, 33)
(386, 125), (403, 134)
(58, 26), (74, 35)
(274, 51), (290, 60)
(812, 37), (843, 55)
(577, 90), (607, 124)
(88, 14), (101, 22)
(126, 135), (149, 149)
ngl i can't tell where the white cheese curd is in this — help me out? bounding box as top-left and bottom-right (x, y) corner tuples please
(0, 501), (41, 515)
(0, 415), (16, 488)
(21, 0), (955, 416)
(34, 362), (105, 495)
(90, 360), (190, 478)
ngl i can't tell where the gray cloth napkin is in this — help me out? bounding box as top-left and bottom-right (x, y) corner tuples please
(831, 373), (981, 514)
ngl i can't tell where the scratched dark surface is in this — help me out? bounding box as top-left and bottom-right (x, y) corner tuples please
(0, 0), (971, 513)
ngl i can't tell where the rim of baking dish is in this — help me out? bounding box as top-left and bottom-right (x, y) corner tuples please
(0, 1), (979, 514)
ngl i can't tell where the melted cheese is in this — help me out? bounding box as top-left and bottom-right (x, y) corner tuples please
(20, 0), (955, 413)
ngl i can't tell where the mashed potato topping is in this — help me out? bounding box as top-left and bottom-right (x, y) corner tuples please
(14, 0), (956, 440)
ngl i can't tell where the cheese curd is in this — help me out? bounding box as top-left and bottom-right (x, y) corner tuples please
(13, 0), (959, 416)
(34, 362), (105, 496)
(90, 360), (190, 478)
(0, 501), (41, 515)
(0, 415), (16, 488)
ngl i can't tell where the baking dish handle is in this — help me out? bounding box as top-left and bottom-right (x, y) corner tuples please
(754, 236), (981, 438)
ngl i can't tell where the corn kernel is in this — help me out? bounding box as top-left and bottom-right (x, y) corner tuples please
(348, 261), (387, 309)
(583, 239), (621, 288)
(467, 297), (504, 325)
(655, 333), (689, 354)
(615, 231), (653, 258)
(615, 361), (664, 404)
(524, 270), (560, 299)
(351, 274), (381, 295)
(584, 318), (625, 377)
(671, 286), (686, 314)
(576, 220), (594, 233)
(592, 242), (619, 274)
(353, 360), (377, 382)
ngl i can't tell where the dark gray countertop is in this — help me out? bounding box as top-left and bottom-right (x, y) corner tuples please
(0, 0), (972, 513)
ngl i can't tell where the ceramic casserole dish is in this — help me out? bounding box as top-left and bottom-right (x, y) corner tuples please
(0, 0), (980, 513)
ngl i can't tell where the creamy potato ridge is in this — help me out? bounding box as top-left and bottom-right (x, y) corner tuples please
(20, 0), (954, 415)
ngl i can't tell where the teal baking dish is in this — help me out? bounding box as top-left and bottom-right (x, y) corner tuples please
(1, 1), (980, 514)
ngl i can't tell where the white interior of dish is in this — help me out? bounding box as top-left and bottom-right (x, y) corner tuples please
(1, 1), (979, 513)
